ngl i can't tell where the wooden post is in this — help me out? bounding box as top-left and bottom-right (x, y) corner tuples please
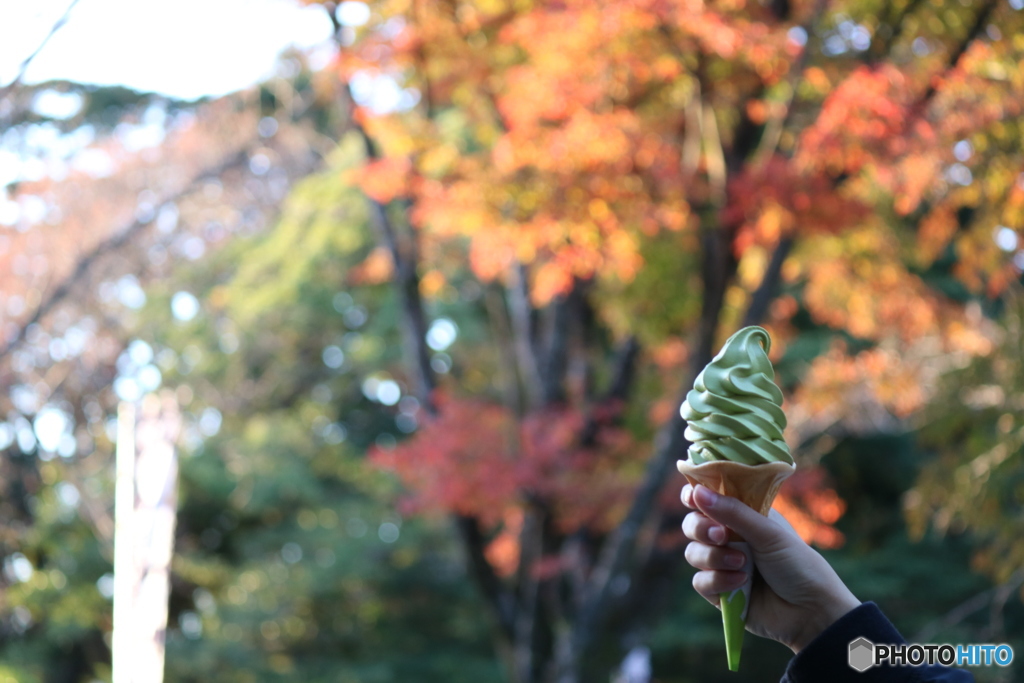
(112, 392), (181, 683)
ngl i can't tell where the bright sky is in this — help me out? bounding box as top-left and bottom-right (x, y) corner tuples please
(0, 0), (336, 100)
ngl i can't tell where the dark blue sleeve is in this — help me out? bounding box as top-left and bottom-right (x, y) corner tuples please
(780, 602), (974, 683)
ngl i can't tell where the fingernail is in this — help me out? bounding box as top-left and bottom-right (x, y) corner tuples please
(694, 485), (719, 508)
(725, 552), (744, 568)
(709, 526), (726, 544)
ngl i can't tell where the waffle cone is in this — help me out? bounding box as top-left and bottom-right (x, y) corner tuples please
(676, 460), (795, 541)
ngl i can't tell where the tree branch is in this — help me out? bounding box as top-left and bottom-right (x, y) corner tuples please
(750, 0), (830, 168)
(768, 0), (791, 21)
(916, 0), (999, 108)
(579, 336), (640, 448)
(680, 80), (703, 183)
(485, 286), (524, 413)
(456, 515), (517, 640)
(0, 0), (83, 105)
(604, 336), (641, 405)
(869, 0), (927, 61)
(339, 67), (436, 410)
(411, 0), (436, 119)
(541, 287), (576, 405)
(741, 236), (794, 327)
(912, 568), (1024, 642)
(514, 505), (549, 683)
(508, 264), (545, 409)
(0, 146), (253, 364)
(694, 224), (739, 363)
(703, 105), (728, 206)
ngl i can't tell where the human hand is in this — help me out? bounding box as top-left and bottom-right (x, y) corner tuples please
(681, 483), (861, 653)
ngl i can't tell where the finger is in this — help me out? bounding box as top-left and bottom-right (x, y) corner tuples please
(682, 510), (729, 546)
(681, 484), (695, 508)
(685, 542), (749, 571)
(768, 508), (800, 538)
(692, 570), (749, 604)
(692, 485), (788, 553)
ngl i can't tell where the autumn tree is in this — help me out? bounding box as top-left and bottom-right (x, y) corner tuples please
(301, 0), (1024, 680)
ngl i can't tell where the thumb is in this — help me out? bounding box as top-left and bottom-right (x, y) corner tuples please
(692, 484), (787, 552)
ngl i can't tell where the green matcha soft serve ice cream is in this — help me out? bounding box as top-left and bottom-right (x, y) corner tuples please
(680, 325), (793, 466)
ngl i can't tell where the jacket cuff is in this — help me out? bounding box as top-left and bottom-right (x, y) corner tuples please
(784, 602), (904, 683)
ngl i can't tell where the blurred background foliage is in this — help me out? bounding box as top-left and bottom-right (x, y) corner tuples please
(0, 0), (1023, 682)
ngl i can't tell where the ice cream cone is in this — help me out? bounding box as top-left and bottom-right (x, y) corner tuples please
(676, 460), (795, 522)
(676, 458), (796, 671)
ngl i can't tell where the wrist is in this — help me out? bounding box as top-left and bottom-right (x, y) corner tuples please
(789, 589), (861, 654)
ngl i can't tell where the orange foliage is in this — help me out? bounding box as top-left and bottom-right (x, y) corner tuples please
(773, 467), (846, 549)
(370, 396), (518, 527)
(484, 508), (523, 578)
(356, 156), (413, 204)
(795, 345), (928, 419)
(348, 246), (395, 285)
(321, 0), (1024, 313)
(370, 393), (639, 533)
(351, 0), (801, 304)
(727, 155), (869, 252)
(916, 205), (960, 265)
(650, 339), (689, 369)
(802, 238), (939, 342)
(418, 269), (447, 298)
(798, 65), (922, 176)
